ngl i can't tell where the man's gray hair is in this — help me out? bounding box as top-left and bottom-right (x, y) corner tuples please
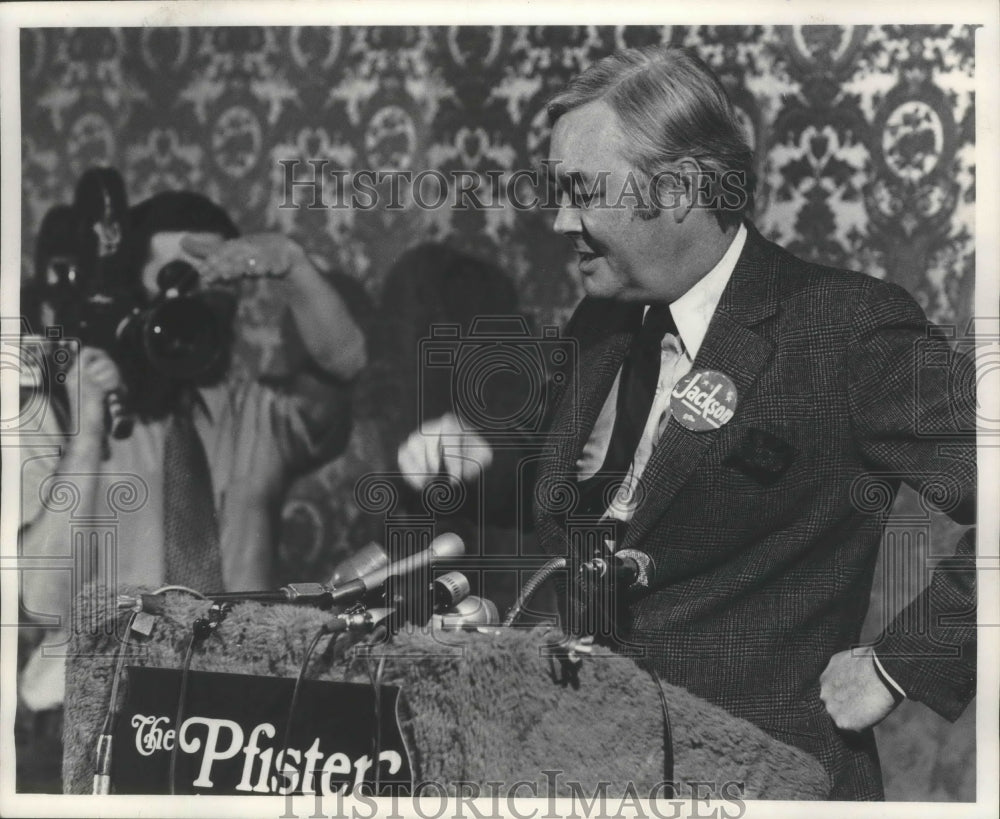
(547, 46), (755, 227)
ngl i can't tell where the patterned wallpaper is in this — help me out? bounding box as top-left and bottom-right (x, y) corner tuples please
(20, 25), (976, 326)
(18, 25), (977, 800)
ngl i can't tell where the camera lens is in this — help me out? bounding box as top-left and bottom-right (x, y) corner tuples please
(156, 260), (200, 294)
(144, 296), (225, 379)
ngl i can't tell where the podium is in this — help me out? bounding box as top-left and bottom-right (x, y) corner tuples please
(62, 586), (830, 799)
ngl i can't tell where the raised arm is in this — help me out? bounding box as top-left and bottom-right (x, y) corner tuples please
(183, 232), (367, 380)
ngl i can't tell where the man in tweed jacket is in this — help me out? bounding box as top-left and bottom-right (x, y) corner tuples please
(399, 46), (976, 800)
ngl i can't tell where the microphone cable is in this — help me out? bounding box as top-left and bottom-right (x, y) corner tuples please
(278, 624), (330, 793)
(503, 556), (567, 627)
(168, 633), (197, 795)
(92, 609), (137, 794)
(344, 613), (391, 796)
(365, 651), (388, 796)
(97, 585), (205, 794)
(168, 600), (230, 795)
(336, 614), (390, 796)
(278, 605), (394, 795)
(645, 667), (675, 797)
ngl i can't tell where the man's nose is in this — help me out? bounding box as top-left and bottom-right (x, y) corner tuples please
(553, 202), (582, 235)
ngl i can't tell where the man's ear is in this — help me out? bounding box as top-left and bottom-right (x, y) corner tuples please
(670, 157), (704, 224)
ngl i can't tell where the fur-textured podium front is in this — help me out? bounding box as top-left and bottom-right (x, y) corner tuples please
(62, 586), (830, 798)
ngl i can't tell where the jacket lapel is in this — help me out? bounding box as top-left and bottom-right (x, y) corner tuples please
(622, 225), (780, 551)
(539, 300), (638, 519)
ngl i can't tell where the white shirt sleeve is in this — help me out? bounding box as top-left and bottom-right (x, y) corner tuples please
(872, 649), (907, 699)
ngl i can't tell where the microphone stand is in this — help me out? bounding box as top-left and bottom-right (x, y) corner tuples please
(202, 583), (334, 607)
(204, 533), (467, 609)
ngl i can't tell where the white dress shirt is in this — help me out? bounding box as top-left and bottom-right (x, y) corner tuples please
(576, 224), (748, 522)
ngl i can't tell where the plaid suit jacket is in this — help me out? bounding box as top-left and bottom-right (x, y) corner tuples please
(534, 223), (977, 800)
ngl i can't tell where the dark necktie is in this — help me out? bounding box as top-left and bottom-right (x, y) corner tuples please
(163, 390), (224, 590)
(579, 304), (677, 517)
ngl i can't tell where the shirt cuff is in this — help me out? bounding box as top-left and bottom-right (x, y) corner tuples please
(872, 649), (907, 702)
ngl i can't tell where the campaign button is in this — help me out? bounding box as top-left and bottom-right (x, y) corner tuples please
(669, 369), (738, 431)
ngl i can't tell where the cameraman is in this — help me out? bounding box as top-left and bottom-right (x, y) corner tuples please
(18, 191), (366, 726)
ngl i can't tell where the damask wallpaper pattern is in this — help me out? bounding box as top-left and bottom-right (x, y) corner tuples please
(18, 25), (977, 800)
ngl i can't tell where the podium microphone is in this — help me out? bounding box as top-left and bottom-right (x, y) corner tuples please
(204, 533), (466, 606)
(328, 541), (389, 587)
(579, 548), (654, 590)
(322, 606), (399, 636)
(432, 571), (471, 612)
(435, 596), (500, 631)
(327, 532), (466, 606)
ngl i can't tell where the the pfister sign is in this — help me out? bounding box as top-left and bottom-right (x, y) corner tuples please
(111, 667), (413, 795)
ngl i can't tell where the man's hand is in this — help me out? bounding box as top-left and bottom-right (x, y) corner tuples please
(66, 347), (123, 438)
(397, 412), (494, 491)
(181, 232), (305, 283)
(819, 644), (899, 731)
(182, 231), (366, 379)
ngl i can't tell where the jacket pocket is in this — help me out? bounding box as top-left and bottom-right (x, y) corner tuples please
(722, 426), (798, 485)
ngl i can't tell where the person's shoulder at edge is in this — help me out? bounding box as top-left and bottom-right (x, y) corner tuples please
(749, 225), (929, 324)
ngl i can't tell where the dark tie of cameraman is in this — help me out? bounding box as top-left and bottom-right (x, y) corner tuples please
(163, 388), (225, 590)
